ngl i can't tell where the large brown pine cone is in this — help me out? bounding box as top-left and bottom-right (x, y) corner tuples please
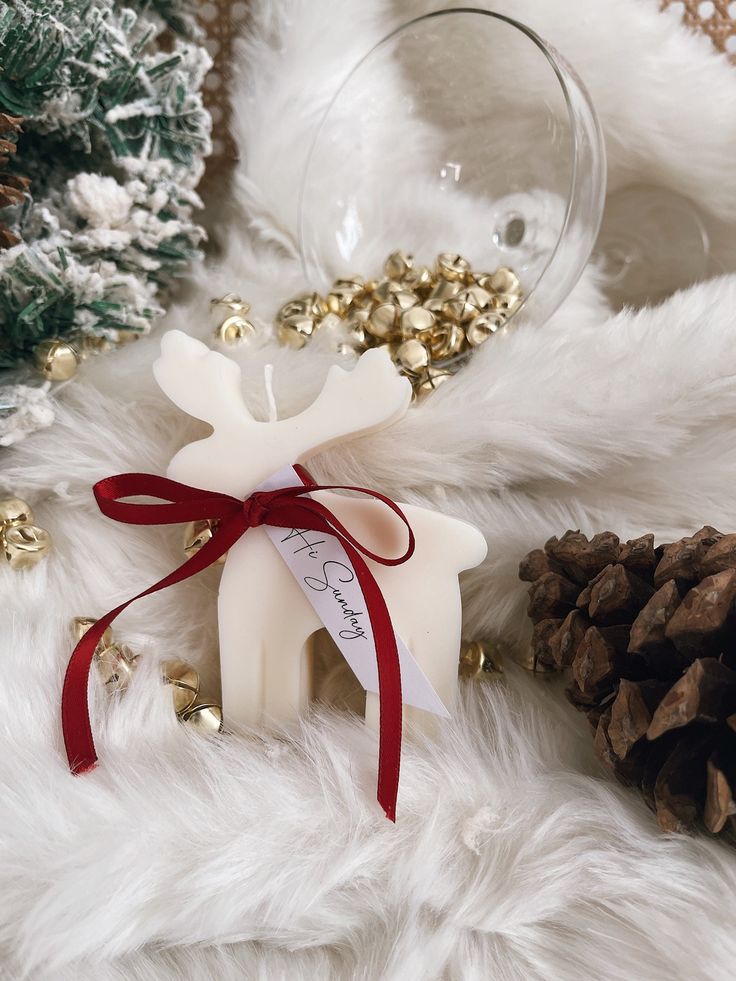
(520, 527), (736, 836)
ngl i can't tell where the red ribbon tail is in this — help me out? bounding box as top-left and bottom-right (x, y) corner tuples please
(343, 541), (402, 822)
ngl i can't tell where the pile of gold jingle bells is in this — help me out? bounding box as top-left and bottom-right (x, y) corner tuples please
(213, 250), (524, 397)
(71, 615), (224, 732)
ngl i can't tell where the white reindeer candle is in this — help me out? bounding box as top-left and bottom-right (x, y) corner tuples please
(153, 330), (487, 732)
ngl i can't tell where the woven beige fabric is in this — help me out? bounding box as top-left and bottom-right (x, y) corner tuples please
(198, 0), (250, 176)
(661, 0), (736, 62)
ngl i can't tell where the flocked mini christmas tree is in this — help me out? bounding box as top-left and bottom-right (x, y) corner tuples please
(0, 0), (211, 370)
(521, 527), (736, 838)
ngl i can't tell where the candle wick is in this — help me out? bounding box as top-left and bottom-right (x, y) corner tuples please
(264, 364), (278, 422)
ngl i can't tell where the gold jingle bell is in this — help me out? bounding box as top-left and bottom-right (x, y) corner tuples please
(415, 366), (453, 395)
(211, 293), (251, 316)
(367, 302), (398, 340)
(326, 279), (364, 316)
(427, 321), (465, 360)
(400, 305), (436, 339)
(436, 252), (471, 282)
(215, 315), (256, 346)
(183, 519), (227, 565)
(402, 264), (433, 294)
(210, 294), (255, 345)
(96, 644), (138, 690)
(396, 338), (430, 374)
(391, 290), (420, 313)
(34, 338), (79, 381)
(372, 279), (403, 304)
(183, 702), (223, 733)
(462, 285), (492, 312)
(491, 292), (522, 314)
(458, 640), (503, 680)
(2, 524), (52, 569)
(428, 278), (462, 302)
(489, 266), (521, 295)
(466, 312), (505, 347)
(384, 250), (413, 280)
(442, 293), (478, 325)
(277, 293), (325, 322)
(162, 658), (200, 715)
(71, 615), (113, 651)
(277, 314), (316, 349)
(0, 497), (34, 526)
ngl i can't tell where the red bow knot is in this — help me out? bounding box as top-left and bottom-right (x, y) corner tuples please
(61, 467), (415, 821)
(241, 492), (270, 527)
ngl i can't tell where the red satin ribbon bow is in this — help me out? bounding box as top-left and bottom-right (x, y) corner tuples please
(61, 466), (415, 821)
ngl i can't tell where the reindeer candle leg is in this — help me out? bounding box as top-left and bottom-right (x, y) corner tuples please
(217, 536), (269, 726)
(262, 622), (320, 723)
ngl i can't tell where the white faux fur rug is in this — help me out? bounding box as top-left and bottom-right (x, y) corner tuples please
(3, 1), (736, 978)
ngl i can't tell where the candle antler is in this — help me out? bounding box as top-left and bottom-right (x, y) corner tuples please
(154, 330), (253, 427)
(293, 348), (412, 450)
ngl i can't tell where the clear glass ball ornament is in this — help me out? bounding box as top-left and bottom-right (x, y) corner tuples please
(298, 8), (607, 334)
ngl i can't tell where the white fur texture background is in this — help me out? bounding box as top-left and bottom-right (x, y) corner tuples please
(3, 1), (736, 978)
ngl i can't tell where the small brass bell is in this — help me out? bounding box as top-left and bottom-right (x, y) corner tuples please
(384, 250), (413, 280)
(427, 322), (465, 360)
(400, 305), (436, 339)
(277, 314), (316, 349)
(466, 312), (505, 347)
(416, 366), (453, 395)
(215, 315), (256, 345)
(402, 264), (433, 294)
(211, 293), (251, 316)
(442, 294), (478, 325)
(96, 644), (138, 690)
(183, 703), (223, 733)
(34, 339), (79, 381)
(489, 267), (521, 296)
(2, 524), (52, 569)
(428, 278), (462, 302)
(326, 280), (363, 316)
(345, 307), (370, 342)
(396, 339), (430, 374)
(183, 519), (227, 564)
(491, 293), (522, 314)
(162, 658), (200, 715)
(458, 640), (503, 680)
(0, 497), (33, 526)
(472, 273), (495, 292)
(391, 290), (420, 313)
(436, 252), (470, 282)
(372, 279), (403, 304)
(71, 616), (113, 651)
(462, 285), (492, 311)
(277, 296), (312, 322)
(367, 303), (398, 339)
(422, 297), (445, 316)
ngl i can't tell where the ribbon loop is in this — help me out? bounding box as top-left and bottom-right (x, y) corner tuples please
(61, 467), (412, 821)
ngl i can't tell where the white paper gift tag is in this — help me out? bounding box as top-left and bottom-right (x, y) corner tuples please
(257, 465), (450, 718)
